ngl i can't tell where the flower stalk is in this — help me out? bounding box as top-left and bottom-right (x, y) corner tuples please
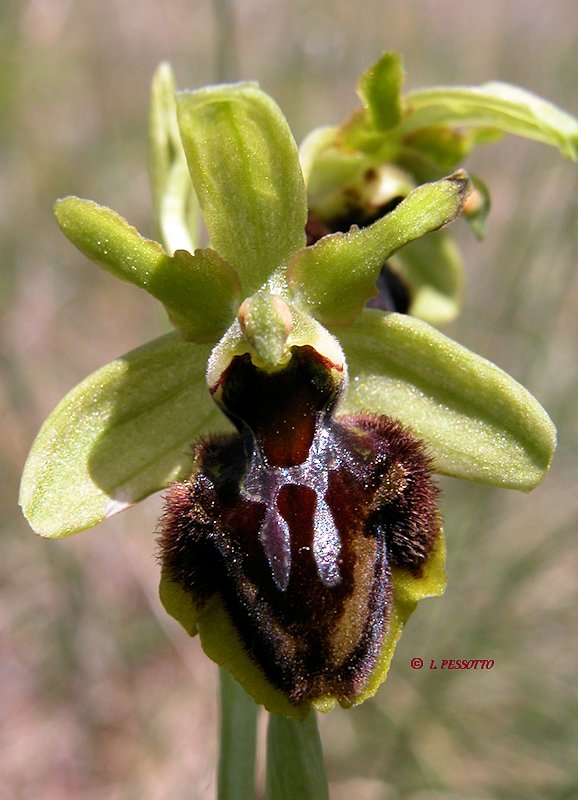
(218, 668), (258, 800)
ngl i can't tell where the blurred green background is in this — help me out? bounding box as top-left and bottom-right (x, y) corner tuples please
(1, 1), (576, 798)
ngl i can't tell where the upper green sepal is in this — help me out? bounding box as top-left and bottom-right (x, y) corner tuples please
(55, 197), (241, 342)
(177, 83), (307, 293)
(19, 334), (232, 537)
(288, 171), (469, 325)
(337, 310), (556, 491)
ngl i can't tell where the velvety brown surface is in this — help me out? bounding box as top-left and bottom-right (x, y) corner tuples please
(160, 349), (440, 704)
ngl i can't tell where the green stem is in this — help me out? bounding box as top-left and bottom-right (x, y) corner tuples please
(265, 711), (329, 800)
(218, 667), (258, 800)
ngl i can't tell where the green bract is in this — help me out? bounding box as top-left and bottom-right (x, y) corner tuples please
(19, 57), (569, 716)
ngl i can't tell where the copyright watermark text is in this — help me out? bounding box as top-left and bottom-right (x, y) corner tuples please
(410, 658), (494, 670)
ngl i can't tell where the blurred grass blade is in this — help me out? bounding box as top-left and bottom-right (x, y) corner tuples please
(55, 198), (241, 341)
(19, 334), (232, 537)
(218, 669), (258, 800)
(265, 712), (329, 800)
(149, 62), (199, 253)
(177, 83), (307, 293)
(288, 172), (468, 325)
(390, 229), (463, 324)
(337, 310), (556, 490)
(401, 83), (578, 160)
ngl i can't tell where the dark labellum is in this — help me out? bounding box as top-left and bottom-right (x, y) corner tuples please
(159, 345), (440, 706)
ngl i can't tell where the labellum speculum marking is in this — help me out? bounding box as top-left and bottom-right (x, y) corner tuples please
(159, 342), (441, 707)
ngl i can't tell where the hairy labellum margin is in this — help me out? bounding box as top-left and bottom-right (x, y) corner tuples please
(159, 345), (440, 707)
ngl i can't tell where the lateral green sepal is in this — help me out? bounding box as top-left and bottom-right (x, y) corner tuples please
(19, 334), (232, 537)
(337, 310), (556, 490)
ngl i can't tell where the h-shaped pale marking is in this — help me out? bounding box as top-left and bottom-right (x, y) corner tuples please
(241, 424), (341, 591)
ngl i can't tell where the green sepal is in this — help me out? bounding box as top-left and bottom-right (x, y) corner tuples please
(177, 83), (307, 293)
(389, 229), (463, 324)
(149, 62), (182, 216)
(288, 172), (468, 326)
(337, 310), (556, 490)
(55, 197), (241, 342)
(401, 82), (578, 161)
(19, 334), (232, 537)
(300, 127), (387, 223)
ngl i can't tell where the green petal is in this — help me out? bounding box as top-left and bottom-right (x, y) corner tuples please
(55, 198), (240, 342)
(357, 51), (404, 131)
(177, 83), (307, 293)
(337, 310), (556, 490)
(401, 83), (578, 161)
(160, 248), (241, 342)
(20, 334), (232, 537)
(390, 229), (463, 324)
(149, 62), (200, 254)
(288, 172), (468, 326)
